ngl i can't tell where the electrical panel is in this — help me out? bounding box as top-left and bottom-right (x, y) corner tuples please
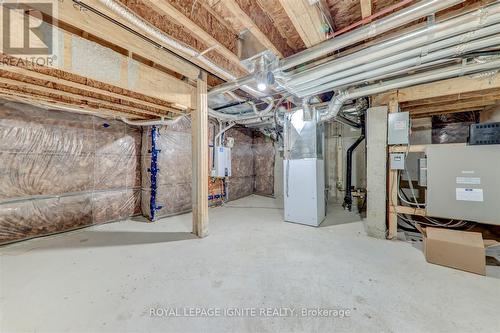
(469, 122), (500, 145)
(390, 153), (405, 170)
(212, 146), (231, 178)
(426, 144), (500, 225)
(388, 112), (410, 145)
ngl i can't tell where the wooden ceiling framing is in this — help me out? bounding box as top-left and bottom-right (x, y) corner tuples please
(373, 72), (500, 119)
(1, 0), (499, 121)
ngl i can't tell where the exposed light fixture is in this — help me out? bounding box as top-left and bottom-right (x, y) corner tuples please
(257, 82), (267, 91)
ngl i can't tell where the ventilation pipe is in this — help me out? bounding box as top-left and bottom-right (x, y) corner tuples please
(95, 0), (268, 102)
(281, 0), (465, 70)
(343, 115), (365, 211)
(295, 32), (500, 97)
(288, 3), (500, 95)
(207, 0), (466, 97)
(319, 57), (500, 123)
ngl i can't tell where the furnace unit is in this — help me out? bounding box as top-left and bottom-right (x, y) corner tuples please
(283, 108), (325, 227)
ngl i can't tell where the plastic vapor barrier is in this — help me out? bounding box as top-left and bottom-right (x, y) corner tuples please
(141, 117), (193, 220)
(253, 133), (275, 196)
(141, 118), (228, 221)
(225, 127), (255, 200)
(431, 112), (479, 144)
(0, 100), (141, 245)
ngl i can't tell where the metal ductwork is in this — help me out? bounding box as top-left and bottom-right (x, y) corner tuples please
(280, 0), (466, 70)
(319, 57), (500, 123)
(208, 0), (467, 100)
(100, 0), (500, 126)
(288, 2), (500, 96)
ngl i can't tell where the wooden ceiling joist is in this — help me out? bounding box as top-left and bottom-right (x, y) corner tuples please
(278, 0), (329, 48)
(140, 0), (243, 70)
(397, 73), (500, 102)
(0, 70), (179, 117)
(0, 77), (170, 119)
(108, 0), (244, 78)
(360, 0), (372, 18)
(211, 0), (295, 58)
(401, 88), (500, 108)
(254, 0), (307, 52)
(407, 99), (499, 115)
(0, 87), (150, 120)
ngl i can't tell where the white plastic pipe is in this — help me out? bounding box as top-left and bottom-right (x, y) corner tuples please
(120, 116), (178, 126)
(252, 97), (275, 115)
(215, 122), (236, 146)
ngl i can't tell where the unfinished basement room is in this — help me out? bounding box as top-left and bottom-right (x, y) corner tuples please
(1, 0), (500, 332)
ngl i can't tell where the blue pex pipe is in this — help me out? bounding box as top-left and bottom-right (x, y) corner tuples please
(148, 125), (162, 221)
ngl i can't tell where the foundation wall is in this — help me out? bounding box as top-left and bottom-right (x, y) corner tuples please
(0, 101), (141, 244)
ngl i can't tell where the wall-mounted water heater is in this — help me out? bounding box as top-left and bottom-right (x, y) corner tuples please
(212, 146), (231, 178)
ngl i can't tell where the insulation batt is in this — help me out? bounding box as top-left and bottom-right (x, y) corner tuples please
(142, 123), (275, 220)
(141, 117), (193, 220)
(0, 100), (276, 240)
(0, 100), (141, 244)
(253, 133), (275, 196)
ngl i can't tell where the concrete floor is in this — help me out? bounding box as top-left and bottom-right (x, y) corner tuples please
(1, 195), (499, 333)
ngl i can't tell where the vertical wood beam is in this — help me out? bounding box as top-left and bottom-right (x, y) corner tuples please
(387, 94), (399, 240)
(360, 0), (372, 19)
(192, 72), (209, 237)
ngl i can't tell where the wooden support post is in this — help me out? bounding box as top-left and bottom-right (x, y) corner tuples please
(192, 72), (209, 238)
(387, 94), (399, 240)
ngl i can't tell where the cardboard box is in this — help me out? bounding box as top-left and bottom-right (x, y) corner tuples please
(419, 226), (499, 275)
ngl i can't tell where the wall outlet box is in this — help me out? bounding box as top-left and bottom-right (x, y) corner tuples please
(390, 153), (406, 170)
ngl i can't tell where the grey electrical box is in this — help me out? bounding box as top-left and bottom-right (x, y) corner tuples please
(426, 144), (500, 225)
(388, 112), (410, 145)
(418, 158), (427, 187)
(390, 153), (405, 170)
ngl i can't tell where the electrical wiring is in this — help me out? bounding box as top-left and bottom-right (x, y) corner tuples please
(404, 143), (426, 208)
(396, 144), (476, 230)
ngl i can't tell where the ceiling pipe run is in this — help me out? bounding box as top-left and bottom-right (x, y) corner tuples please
(288, 3), (500, 90)
(209, 0), (465, 98)
(318, 58), (500, 123)
(296, 32), (500, 97)
(95, 0), (269, 101)
(281, 0), (465, 70)
(120, 116), (178, 126)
